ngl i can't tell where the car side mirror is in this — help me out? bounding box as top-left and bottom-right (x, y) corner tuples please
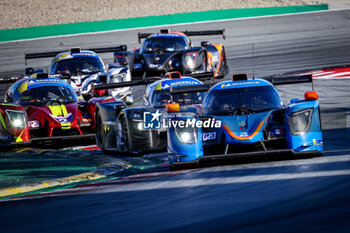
(289, 98), (300, 104)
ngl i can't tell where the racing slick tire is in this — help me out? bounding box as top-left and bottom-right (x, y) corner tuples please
(215, 47), (228, 79)
(120, 115), (130, 153)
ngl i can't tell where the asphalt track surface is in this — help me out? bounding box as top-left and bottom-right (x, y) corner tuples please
(1, 9), (350, 233)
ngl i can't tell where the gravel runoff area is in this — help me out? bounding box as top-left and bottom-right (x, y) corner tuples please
(0, 0), (331, 30)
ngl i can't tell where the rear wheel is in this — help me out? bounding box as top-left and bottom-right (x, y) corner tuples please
(216, 47), (228, 79)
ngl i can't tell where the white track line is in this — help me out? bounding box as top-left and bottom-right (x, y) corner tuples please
(194, 154), (350, 172)
(0, 8), (342, 45)
(94, 169), (350, 192)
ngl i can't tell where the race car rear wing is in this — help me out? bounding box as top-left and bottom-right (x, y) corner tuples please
(93, 78), (157, 90)
(0, 76), (22, 84)
(264, 74), (314, 90)
(0, 73), (71, 84)
(94, 71), (214, 90)
(265, 74), (313, 85)
(138, 29), (225, 43)
(25, 45), (127, 65)
(169, 74), (314, 95)
(188, 71), (214, 81)
(170, 83), (212, 95)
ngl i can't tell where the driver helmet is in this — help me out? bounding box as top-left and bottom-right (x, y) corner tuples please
(157, 93), (170, 106)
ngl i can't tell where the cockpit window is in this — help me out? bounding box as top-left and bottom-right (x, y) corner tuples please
(50, 56), (104, 75)
(16, 85), (77, 106)
(151, 90), (171, 108)
(151, 90), (205, 108)
(141, 37), (188, 54)
(203, 86), (283, 115)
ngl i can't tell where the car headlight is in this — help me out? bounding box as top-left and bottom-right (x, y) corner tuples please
(111, 73), (125, 84)
(5, 109), (26, 128)
(185, 56), (195, 69)
(175, 127), (197, 144)
(289, 108), (313, 135)
(184, 52), (198, 69)
(132, 112), (141, 119)
(137, 122), (144, 131)
(132, 121), (148, 131)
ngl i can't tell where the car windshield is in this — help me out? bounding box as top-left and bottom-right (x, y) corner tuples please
(17, 85), (78, 106)
(202, 86), (283, 115)
(151, 90), (205, 108)
(141, 37), (188, 54)
(50, 57), (104, 75)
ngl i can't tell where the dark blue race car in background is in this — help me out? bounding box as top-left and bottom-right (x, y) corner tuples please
(166, 74), (323, 166)
(94, 72), (208, 154)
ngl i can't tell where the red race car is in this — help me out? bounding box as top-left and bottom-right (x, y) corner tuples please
(0, 73), (120, 147)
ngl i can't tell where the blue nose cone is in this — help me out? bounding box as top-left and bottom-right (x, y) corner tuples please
(216, 111), (271, 144)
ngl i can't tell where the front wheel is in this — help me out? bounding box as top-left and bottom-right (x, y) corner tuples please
(96, 113), (109, 153)
(120, 116), (130, 153)
(215, 47), (228, 79)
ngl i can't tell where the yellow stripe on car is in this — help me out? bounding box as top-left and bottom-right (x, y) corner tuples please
(0, 112), (7, 131)
(15, 130), (25, 143)
(155, 83), (162, 90)
(0, 103), (19, 107)
(18, 81), (28, 94)
(61, 122), (71, 130)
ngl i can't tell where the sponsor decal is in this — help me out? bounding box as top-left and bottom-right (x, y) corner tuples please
(28, 78), (66, 85)
(152, 33), (181, 38)
(239, 118), (248, 130)
(48, 105), (73, 129)
(143, 111), (221, 129)
(0, 135), (11, 141)
(149, 64), (160, 68)
(220, 81), (260, 88)
(161, 80), (199, 90)
(55, 53), (73, 62)
(272, 129), (284, 135)
(143, 110), (162, 129)
(313, 139), (323, 146)
(51, 113), (73, 123)
(28, 120), (40, 128)
(203, 132), (216, 141)
(133, 63), (142, 69)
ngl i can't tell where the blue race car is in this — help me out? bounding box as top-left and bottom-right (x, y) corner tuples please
(94, 72), (207, 154)
(166, 74), (323, 166)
